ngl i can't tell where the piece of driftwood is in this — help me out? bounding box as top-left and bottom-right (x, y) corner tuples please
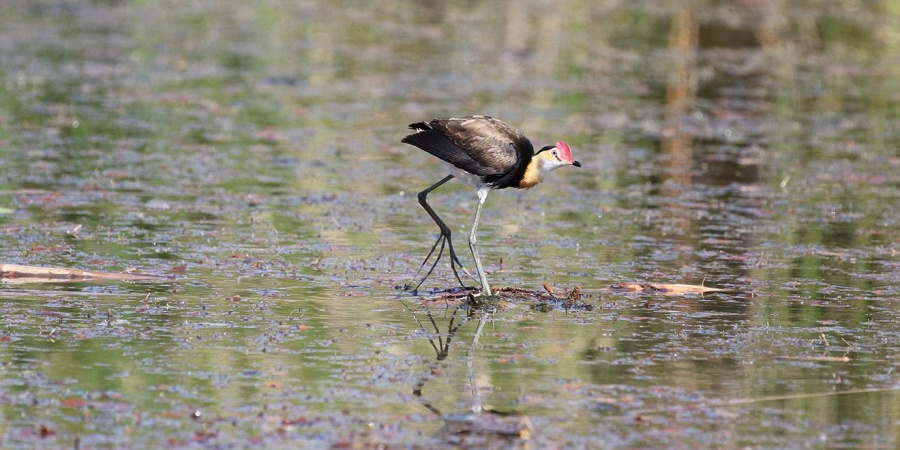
(607, 282), (726, 295)
(1, 263), (167, 284)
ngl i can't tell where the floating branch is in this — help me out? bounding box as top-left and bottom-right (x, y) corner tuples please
(607, 283), (727, 295)
(1, 263), (168, 284)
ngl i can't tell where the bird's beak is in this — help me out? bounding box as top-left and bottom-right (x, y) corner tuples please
(572, 160), (582, 167)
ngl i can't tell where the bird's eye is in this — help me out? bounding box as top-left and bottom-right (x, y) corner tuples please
(551, 149), (559, 158)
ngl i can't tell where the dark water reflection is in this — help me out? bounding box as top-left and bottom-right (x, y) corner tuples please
(0, 0), (897, 448)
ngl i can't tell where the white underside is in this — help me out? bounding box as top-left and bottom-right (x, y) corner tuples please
(446, 163), (485, 189)
(444, 165), (492, 204)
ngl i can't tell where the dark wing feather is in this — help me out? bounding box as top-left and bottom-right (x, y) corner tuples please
(429, 116), (532, 174)
(401, 127), (496, 175)
(402, 116), (536, 188)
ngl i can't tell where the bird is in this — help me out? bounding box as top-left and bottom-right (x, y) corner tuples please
(401, 115), (581, 296)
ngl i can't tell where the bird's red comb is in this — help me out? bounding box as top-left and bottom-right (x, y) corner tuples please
(556, 141), (573, 163)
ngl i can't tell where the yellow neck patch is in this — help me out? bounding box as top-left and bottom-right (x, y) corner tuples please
(518, 159), (543, 189)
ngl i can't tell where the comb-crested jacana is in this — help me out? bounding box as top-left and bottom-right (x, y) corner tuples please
(402, 115), (581, 296)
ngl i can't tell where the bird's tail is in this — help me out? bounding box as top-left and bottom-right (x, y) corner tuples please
(406, 121), (432, 131)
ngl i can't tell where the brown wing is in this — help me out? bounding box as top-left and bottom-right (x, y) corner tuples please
(402, 122), (493, 175)
(428, 115), (534, 175)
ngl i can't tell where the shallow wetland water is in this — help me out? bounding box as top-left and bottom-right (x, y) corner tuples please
(0, 1), (898, 448)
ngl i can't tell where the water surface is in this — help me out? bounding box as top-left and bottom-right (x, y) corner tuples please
(0, 1), (897, 448)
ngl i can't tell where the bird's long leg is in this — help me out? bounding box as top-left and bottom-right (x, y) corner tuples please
(468, 188), (492, 296)
(406, 175), (476, 293)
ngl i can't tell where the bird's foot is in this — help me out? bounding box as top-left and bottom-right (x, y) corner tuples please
(465, 292), (504, 310)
